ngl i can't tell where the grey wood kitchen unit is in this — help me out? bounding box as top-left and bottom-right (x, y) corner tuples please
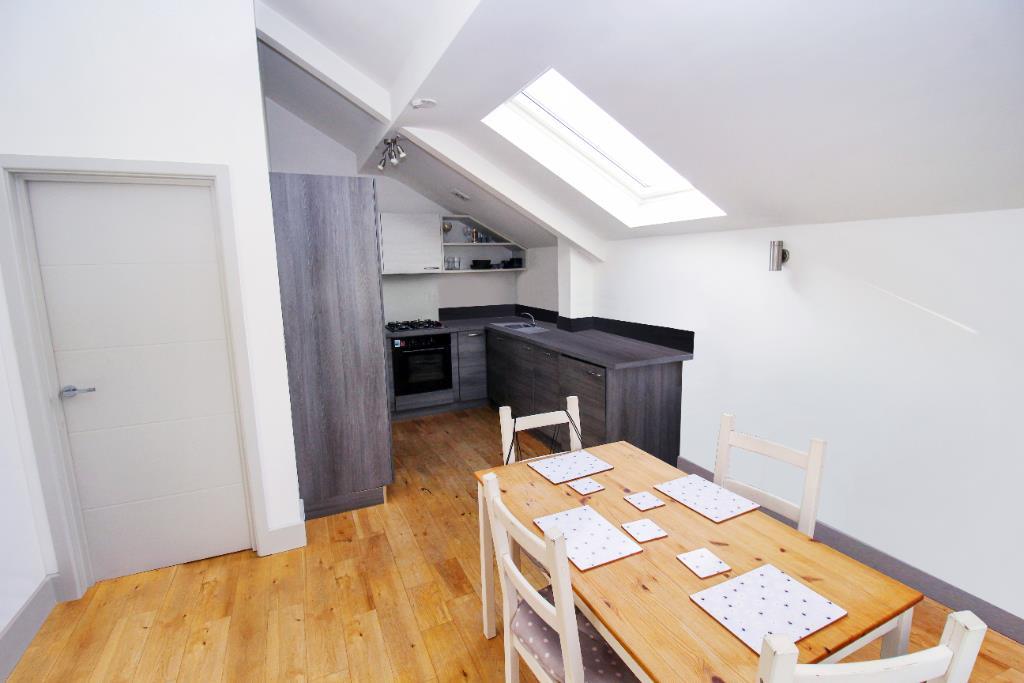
(485, 326), (687, 464)
(270, 173), (392, 518)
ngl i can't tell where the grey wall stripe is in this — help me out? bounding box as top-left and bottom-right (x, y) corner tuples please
(676, 456), (1024, 644)
(0, 575), (57, 679)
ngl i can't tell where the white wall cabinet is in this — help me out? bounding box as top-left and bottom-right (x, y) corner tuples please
(380, 212), (442, 274)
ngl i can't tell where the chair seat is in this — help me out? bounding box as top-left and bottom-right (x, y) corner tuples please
(511, 586), (639, 682)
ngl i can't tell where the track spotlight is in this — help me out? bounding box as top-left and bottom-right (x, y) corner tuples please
(377, 137), (407, 171)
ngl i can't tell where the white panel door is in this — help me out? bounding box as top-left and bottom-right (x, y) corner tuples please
(380, 212), (442, 274)
(27, 179), (251, 581)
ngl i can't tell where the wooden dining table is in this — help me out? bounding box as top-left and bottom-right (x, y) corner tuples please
(475, 441), (923, 682)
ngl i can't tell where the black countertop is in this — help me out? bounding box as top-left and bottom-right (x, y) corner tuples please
(386, 317), (692, 370)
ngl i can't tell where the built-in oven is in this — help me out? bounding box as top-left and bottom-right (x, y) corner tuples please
(392, 333), (453, 397)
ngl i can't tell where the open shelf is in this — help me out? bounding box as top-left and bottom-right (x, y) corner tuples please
(442, 214), (525, 273)
(442, 242), (516, 247)
(439, 268), (525, 274)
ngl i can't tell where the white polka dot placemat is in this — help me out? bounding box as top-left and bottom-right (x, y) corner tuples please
(677, 547), (730, 578)
(624, 491), (665, 511)
(654, 474), (760, 522)
(621, 519), (667, 543)
(690, 564), (847, 652)
(567, 477), (604, 495)
(533, 505), (643, 571)
(527, 449), (613, 485)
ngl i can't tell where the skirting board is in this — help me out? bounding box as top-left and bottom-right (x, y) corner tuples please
(304, 487), (385, 520)
(392, 398), (489, 421)
(0, 575), (58, 680)
(256, 519), (308, 556)
(676, 455), (1024, 644)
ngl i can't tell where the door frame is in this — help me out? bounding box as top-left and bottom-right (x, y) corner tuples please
(0, 156), (269, 600)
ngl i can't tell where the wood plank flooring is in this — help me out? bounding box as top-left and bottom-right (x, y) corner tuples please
(10, 406), (1024, 681)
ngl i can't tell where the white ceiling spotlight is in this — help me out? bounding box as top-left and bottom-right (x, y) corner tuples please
(411, 97), (438, 109)
(376, 136), (407, 171)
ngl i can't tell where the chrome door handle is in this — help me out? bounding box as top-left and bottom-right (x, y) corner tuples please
(423, 266), (440, 270)
(587, 370), (603, 378)
(60, 385), (96, 399)
(465, 332), (482, 337)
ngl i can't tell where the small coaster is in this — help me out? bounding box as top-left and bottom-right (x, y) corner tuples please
(624, 491), (665, 511)
(568, 477), (604, 495)
(622, 519), (667, 543)
(677, 547), (730, 578)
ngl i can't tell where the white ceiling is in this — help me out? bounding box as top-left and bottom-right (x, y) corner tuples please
(259, 0), (446, 91)
(258, 41), (380, 153)
(258, 0), (1024, 248)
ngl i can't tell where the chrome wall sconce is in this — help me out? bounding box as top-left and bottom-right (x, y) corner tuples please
(376, 137), (407, 171)
(769, 240), (790, 271)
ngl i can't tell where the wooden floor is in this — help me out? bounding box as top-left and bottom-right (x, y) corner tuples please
(10, 406), (1024, 682)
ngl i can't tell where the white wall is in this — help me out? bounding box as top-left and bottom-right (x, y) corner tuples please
(516, 246), (559, 312)
(265, 98), (358, 175)
(558, 239), (597, 318)
(0, 0), (306, 606)
(0, 286), (52, 630)
(591, 208), (1024, 617)
(437, 272), (518, 310)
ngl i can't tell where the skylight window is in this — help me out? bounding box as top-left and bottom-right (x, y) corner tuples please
(483, 69), (724, 227)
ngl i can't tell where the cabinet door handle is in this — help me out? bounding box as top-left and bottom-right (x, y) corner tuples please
(423, 266), (440, 270)
(466, 332), (482, 337)
(587, 370), (603, 378)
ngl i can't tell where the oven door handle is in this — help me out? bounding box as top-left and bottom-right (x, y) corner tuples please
(397, 347), (450, 354)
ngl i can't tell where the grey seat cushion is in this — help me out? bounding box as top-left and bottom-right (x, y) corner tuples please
(510, 586), (639, 682)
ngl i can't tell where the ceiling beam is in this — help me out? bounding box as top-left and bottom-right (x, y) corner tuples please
(401, 126), (607, 261)
(254, 1), (391, 123)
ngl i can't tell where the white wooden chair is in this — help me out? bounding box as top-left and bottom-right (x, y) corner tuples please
(481, 472), (638, 683)
(758, 610), (987, 683)
(499, 395), (582, 464)
(713, 413), (825, 537)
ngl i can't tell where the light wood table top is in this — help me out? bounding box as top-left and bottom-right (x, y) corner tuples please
(475, 441), (923, 682)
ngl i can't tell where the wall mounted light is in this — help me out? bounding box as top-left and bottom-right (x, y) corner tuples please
(769, 240), (790, 271)
(376, 137), (407, 171)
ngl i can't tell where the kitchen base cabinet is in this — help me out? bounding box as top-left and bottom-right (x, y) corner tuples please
(486, 329), (512, 407)
(486, 329), (683, 464)
(558, 355), (607, 449)
(457, 330), (487, 400)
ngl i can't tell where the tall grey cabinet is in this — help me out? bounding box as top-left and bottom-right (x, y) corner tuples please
(269, 173), (393, 519)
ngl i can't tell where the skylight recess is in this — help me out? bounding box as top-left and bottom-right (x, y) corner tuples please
(483, 69), (724, 227)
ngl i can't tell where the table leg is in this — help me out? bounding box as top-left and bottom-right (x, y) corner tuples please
(880, 607), (913, 657)
(479, 481), (497, 639)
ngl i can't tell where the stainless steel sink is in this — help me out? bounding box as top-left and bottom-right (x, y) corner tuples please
(491, 322), (549, 334)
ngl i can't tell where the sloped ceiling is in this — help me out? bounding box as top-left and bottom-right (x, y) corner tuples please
(256, 0), (1024, 253)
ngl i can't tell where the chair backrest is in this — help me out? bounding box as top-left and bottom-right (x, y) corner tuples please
(499, 395), (582, 464)
(758, 610), (986, 683)
(713, 413), (825, 537)
(482, 472), (585, 683)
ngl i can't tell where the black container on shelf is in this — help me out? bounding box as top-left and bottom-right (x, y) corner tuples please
(471, 259), (492, 270)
